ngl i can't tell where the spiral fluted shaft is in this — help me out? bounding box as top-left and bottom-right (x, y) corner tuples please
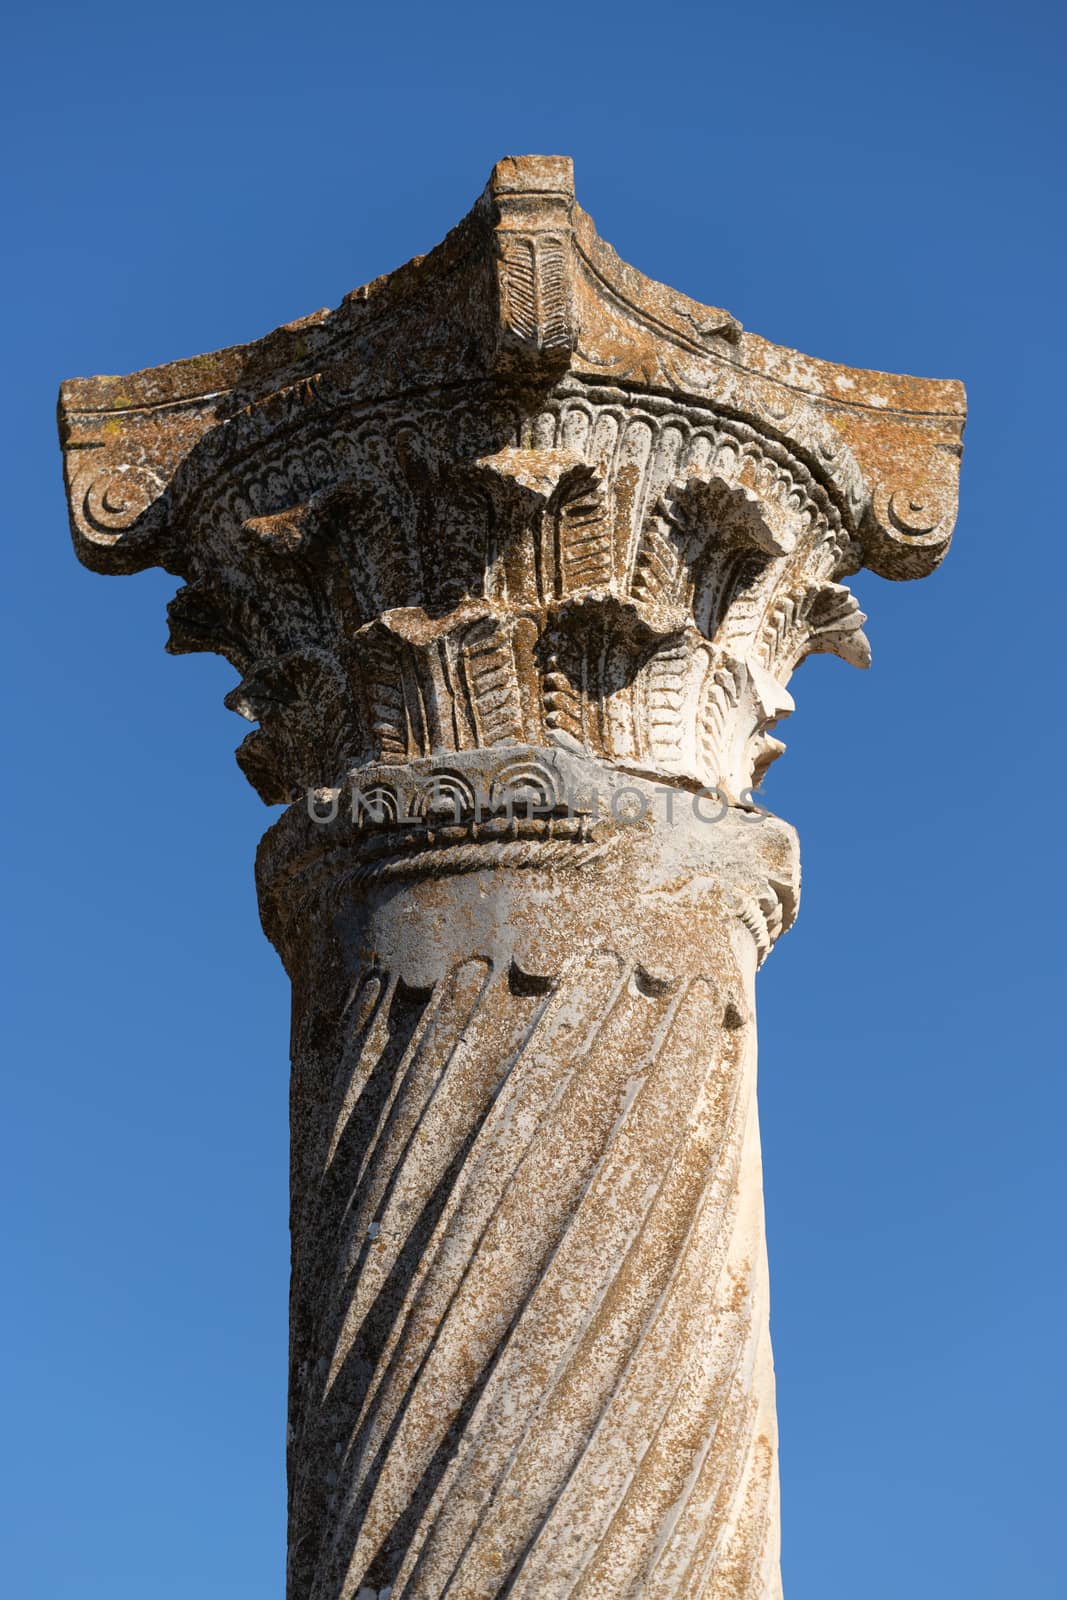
(260, 785), (795, 1600)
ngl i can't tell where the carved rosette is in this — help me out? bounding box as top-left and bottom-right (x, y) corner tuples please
(58, 154), (964, 1600)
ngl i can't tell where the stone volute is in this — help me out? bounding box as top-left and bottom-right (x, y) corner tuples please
(58, 156), (964, 1600)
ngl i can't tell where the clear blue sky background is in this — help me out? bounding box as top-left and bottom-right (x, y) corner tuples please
(2, 2), (1064, 1595)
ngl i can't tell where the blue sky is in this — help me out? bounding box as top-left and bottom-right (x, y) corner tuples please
(2, 1), (1064, 1595)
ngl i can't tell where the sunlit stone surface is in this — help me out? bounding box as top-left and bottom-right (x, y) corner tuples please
(58, 156), (964, 1599)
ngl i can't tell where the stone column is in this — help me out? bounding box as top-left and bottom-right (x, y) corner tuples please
(58, 156), (965, 1600)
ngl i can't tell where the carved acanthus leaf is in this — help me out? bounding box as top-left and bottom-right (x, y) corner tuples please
(143, 393), (881, 800)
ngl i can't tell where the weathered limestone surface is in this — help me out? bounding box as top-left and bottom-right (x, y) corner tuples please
(58, 157), (965, 1599)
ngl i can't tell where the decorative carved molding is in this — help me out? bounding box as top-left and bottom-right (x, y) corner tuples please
(258, 746), (800, 969)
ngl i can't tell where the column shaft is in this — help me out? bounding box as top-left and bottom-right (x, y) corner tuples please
(259, 770), (795, 1599)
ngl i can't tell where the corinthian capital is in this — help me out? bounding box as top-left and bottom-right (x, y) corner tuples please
(58, 155), (964, 806)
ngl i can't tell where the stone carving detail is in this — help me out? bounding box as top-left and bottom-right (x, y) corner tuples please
(81, 463), (165, 537)
(151, 395), (874, 804)
(57, 154), (964, 1600)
